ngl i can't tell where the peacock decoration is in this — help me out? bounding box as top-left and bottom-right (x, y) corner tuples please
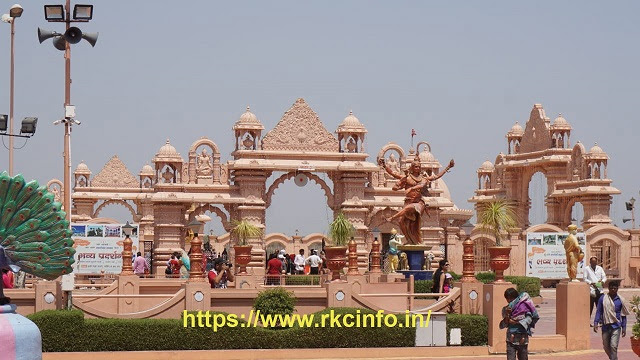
(0, 172), (75, 304)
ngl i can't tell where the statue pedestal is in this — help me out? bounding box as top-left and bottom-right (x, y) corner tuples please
(556, 281), (590, 351)
(0, 304), (42, 360)
(397, 245), (432, 280)
(197, 176), (213, 184)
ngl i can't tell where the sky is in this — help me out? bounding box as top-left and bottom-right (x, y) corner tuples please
(0, 1), (638, 235)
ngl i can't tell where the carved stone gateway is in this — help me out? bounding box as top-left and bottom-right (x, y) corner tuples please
(71, 98), (471, 275)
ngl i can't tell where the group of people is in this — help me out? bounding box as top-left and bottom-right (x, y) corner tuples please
(264, 249), (325, 285)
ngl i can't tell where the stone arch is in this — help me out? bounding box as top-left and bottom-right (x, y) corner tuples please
(83, 217), (120, 224)
(525, 223), (563, 233)
(46, 178), (63, 203)
(523, 168), (548, 226)
(92, 199), (137, 220)
(264, 171), (334, 209)
(376, 142), (406, 163)
(586, 225), (628, 277)
(415, 141), (431, 154)
(189, 204), (231, 232)
(301, 233), (326, 245)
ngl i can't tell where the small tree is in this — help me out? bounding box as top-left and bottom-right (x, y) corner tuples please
(253, 288), (296, 328)
(328, 212), (354, 247)
(477, 200), (517, 246)
(230, 219), (263, 246)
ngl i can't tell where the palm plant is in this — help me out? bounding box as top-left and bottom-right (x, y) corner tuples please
(328, 212), (354, 247)
(477, 199), (517, 246)
(230, 219), (263, 246)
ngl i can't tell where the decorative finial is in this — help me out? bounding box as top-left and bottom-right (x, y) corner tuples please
(166, 139), (170, 144)
(349, 110), (353, 116)
(246, 105), (251, 112)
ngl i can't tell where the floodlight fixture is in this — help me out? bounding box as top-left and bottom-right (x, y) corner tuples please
(623, 218), (632, 223)
(122, 221), (134, 237)
(9, 4), (23, 18)
(187, 219), (203, 236)
(44, 5), (64, 21)
(73, 4), (92, 20)
(20, 117), (37, 135)
(0, 114), (7, 132)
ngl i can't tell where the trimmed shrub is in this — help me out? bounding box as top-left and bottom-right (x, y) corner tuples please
(28, 307), (485, 351)
(253, 287), (296, 318)
(473, 272), (541, 297)
(446, 314), (488, 346)
(285, 275), (322, 286)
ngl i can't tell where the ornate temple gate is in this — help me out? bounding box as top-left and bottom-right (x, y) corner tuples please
(70, 98), (471, 274)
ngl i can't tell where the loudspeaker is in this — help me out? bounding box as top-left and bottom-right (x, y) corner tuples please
(53, 36), (67, 51)
(82, 32), (98, 47)
(64, 26), (82, 44)
(37, 27), (58, 44)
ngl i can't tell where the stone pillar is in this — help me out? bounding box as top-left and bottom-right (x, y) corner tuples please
(347, 239), (360, 276)
(117, 275), (140, 314)
(34, 280), (62, 312)
(121, 235), (134, 276)
(556, 281), (590, 351)
(461, 236), (475, 282)
(184, 281), (211, 311)
(152, 203), (186, 274)
(188, 234), (205, 281)
(483, 282), (513, 353)
(325, 281), (353, 308)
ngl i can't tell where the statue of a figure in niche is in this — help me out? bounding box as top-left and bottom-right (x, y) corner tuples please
(197, 149), (213, 176)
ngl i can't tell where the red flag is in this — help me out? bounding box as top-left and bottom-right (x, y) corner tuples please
(411, 129), (416, 137)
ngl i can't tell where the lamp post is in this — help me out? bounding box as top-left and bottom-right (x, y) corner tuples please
(625, 197), (636, 229)
(120, 221), (135, 276)
(1, 4), (23, 175)
(187, 219), (205, 281)
(38, 2), (97, 224)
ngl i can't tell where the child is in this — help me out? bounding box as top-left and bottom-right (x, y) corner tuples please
(500, 288), (539, 360)
(443, 273), (453, 293)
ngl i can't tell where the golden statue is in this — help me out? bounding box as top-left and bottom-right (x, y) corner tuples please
(564, 224), (584, 282)
(380, 154), (454, 245)
(387, 228), (402, 272)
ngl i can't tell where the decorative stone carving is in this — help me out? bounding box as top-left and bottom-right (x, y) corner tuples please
(261, 98), (339, 152)
(91, 155), (139, 188)
(196, 149), (213, 176)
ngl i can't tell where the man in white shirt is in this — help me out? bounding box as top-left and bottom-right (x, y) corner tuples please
(305, 250), (323, 275)
(294, 249), (306, 275)
(584, 256), (607, 317)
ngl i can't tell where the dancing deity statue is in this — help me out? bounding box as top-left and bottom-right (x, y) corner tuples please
(197, 148), (213, 176)
(379, 154), (454, 245)
(387, 228), (402, 272)
(564, 224), (584, 282)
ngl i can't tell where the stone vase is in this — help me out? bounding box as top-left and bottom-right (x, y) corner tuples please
(631, 336), (640, 357)
(324, 246), (348, 282)
(488, 246), (511, 282)
(233, 245), (252, 275)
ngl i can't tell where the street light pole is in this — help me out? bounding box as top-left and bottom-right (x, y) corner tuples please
(3, 4), (23, 175)
(63, 0), (71, 223)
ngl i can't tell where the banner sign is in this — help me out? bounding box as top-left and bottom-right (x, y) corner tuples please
(525, 232), (586, 279)
(71, 223), (139, 274)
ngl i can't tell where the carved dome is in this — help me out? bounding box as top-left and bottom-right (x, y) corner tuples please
(233, 106), (264, 131)
(336, 111), (367, 133)
(478, 160), (494, 173)
(551, 113), (571, 130)
(586, 142), (608, 160)
(154, 139), (183, 162)
(418, 149), (441, 169)
(74, 161), (91, 175)
(139, 164), (154, 176)
(507, 122), (524, 137)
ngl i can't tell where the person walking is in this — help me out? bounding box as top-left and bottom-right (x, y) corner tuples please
(584, 256), (607, 318)
(499, 287), (539, 360)
(431, 260), (449, 294)
(133, 251), (148, 277)
(594, 280), (629, 360)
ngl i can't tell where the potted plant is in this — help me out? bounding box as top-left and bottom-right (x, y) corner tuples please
(477, 199), (517, 282)
(630, 295), (640, 356)
(230, 219), (263, 275)
(325, 212), (354, 281)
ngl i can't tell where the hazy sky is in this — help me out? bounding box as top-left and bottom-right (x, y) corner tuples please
(1, 1), (638, 235)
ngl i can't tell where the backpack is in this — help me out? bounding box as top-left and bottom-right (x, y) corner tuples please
(165, 264), (172, 275)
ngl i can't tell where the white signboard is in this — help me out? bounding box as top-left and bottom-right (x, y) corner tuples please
(526, 232), (586, 279)
(71, 223), (139, 274)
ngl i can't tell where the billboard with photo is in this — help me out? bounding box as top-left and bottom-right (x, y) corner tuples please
(71, 223), (139, 274)
(526, 232), (586, 279)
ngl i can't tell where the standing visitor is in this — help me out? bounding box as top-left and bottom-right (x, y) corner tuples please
(431, 260), (449, 293)
(584, 256), (607, 319)
(170, 252), (181, 278)
(306, 250), (322, 275)
(443, 273), (453, 293)
(2, 269), (14, 289)
(294, 249), (306, 275)
(594, 280), (628, 360)
(499, 287), (539, 360)
(266, 253), (282, 285)
(133, 252), (148, 277)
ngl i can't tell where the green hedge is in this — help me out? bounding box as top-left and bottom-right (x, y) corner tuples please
(284, 275), (322, 285)
(446, 314), (488, 346)
(415, 273), (541, 298)
(28, 308), (486, 351)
